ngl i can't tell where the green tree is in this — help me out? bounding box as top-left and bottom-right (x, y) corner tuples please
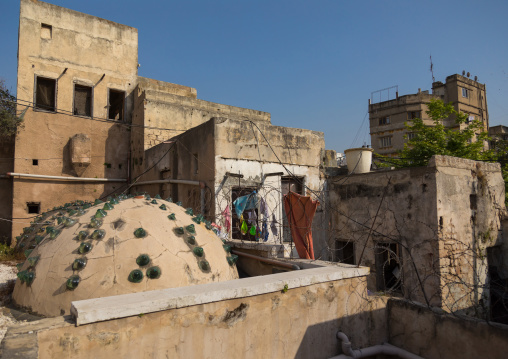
(0, 79), (25, 138)
(379, 98), (490, 168)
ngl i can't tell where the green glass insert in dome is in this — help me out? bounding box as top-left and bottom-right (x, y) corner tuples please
(66, 275), (80, 290)
(16, 263), (24, 271)
(24, 249), (32, 258)
(77, 231), (89, 241)
(83, 203), (92, 209)
(136, 254), (150, 267)
(174, 227), (185, 236)
(91, 229), (106, 240)
(134, 228), (147, 238)
(93, 199), (104, 206)
(34, 235), (44, 244)
(90, 218), (103, 229)
(199, 260), (210, 272)
(27, 255), (40, 268)
(205, 222), (213, 230)
(23, 226), (34, 234)
(186, 236), (196, 245)
(145, 194), (151, 200)
(227, 254), (239, 266)
(110, 198), (119, 205)
(63, 217), (77, 228)
(185, 224), (196, 234)
(223, 244), (232, 253)
(57, 217), (65, 225)
(185, 208), (194, 216)
(103, 203), (114, 211)
(17, 270), (35, 285)
(76, 208), (86, 216)
(150, 199), (158, 205)
(176, 201), (182, 206)
(67, 209), (77, 216)
(154, 194), (162, 199)
(78, 242), (93, 254)
(165, 197), (173, 202)
(49, 228), (61, 239)
(193, 247), (204, 257)
(72, 258), (87, 271)
(94, 209), (107, 218)
(168, 213), (176, 220)
(159, 204), (167, 210)
(128, 269), (144, 283)
(146, 266), (161, 279)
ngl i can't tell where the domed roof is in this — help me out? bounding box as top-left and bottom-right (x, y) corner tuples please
(13, 195), (239, 317)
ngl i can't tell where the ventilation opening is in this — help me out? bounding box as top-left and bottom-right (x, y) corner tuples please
(35, 76), (56, 112)
(27, 202), (41, 214)
(41, 23), (52, 39)
(108, 89), (125, 121)
(74, 84), (92, 117)
(32, 159), (38, 166)
(335, 240), (355, 265)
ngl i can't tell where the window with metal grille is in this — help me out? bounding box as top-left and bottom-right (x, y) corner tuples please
(335, 240), (355, 265)
(74, 84), (92, 117)
(35, 77), (56, 112)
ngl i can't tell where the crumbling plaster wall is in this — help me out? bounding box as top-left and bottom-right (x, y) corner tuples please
(387, 299), (508, 359)
(12, 0), (137, 240)
(5, 275), (387, 359)
(328, 155), (506, 315)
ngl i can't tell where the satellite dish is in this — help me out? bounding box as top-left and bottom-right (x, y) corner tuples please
(474, 76), (478, 81)
(462, 70), (466, 75)
(467, 72), (470, 78)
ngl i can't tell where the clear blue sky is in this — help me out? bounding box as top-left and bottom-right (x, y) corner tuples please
(1, 0), (507, 152)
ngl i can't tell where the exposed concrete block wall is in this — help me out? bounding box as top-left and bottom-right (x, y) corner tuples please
(328, 156), (506, 315)
(11, 0), (137, 240)
(387, 299), (508, 359)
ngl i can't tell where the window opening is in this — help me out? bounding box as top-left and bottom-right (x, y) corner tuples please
(74, 84), (92, 117)
(407, 132), (417, 141)
(407, 111), (421, 120)
(231, 187), (258, 241)
(379, 136), (392, 148)
(32, 159), (38, 166)
(462, 88), (469, 98)
(378, 117), (390, 125)
(375, 242), (402, 292)
(335, 240), (355, 265)
(27, 202), (41, 214)
(35, 77), (56, 112)
(108, 89), (125, 121)
(41, 24), (52, 39)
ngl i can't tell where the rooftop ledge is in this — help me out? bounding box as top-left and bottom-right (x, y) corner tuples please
(71, 260), (369, 326)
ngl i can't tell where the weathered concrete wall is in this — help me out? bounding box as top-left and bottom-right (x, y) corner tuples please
(11, 0), (137, 241)
(388, 299), (508, 359)
(3, 273), (387, 359)
(328, 155), (507, 315)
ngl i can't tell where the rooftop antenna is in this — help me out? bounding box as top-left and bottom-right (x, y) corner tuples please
(430, 55), (435, 83)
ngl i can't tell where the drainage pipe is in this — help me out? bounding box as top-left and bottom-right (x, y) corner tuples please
(232, 250), (300, 270)
(7, 172), (127, 182)
(331, 332), (423, 359)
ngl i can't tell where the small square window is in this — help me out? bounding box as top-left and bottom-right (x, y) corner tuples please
(407, 111), (421, 120)
(378, 117), (390, 125)
(74, 84), (92, 117)
(407, 132), (416, 141)
(35, 76), (56, 112)
(32, 159), (39, 166)
(41, 24), (52, 39)
(27, 202), (41, 214)
(379, 136), (392, 148)
(462, 88), (469, 98)
(335, 240), (355, 265)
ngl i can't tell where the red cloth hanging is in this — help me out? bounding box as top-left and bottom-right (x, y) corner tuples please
(283, 191), (319, 260)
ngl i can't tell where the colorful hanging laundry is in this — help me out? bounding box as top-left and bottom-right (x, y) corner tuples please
(222, 206), (231, 233)
(233, 192), (259, 218)
(283, 191), (319, 260)
(259, 197), (269, 218)
(270, 213), (278, 237)
(241, 220), (248, 235)
(246, 210), (257, 225)
(262, 220), (269, 242)
(249, 224), (256, 236)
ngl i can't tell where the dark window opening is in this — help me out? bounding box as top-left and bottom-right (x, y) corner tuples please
(375, 242), (402, 292)
(470, 194), (477, 210)
(281, 176), (304, 243)
(378, 117), (390, 125)
(74, 84), (92, 117)
(231, 187), (258, 241)
(32, 159), (38, 166)
(108, 89), (125, 121)
(335, 240), (355, 265)
(35, 77), (56, 112)
(27, 202), (40, 214)
(407, 111), (421, 120)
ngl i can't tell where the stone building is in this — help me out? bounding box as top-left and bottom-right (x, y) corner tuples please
(328, 155), (507, 318)
(369, 74), (489, 156)
(3, 0), (327, 245)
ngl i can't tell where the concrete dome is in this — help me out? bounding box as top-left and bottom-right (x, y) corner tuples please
(13, 195), (239, 317)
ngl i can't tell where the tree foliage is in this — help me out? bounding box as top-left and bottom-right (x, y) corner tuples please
(0, 79), (25, 138)
(382, 99), (490, 167)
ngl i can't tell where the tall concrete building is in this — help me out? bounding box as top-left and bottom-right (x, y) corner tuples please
(369, 74), (489, 156)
